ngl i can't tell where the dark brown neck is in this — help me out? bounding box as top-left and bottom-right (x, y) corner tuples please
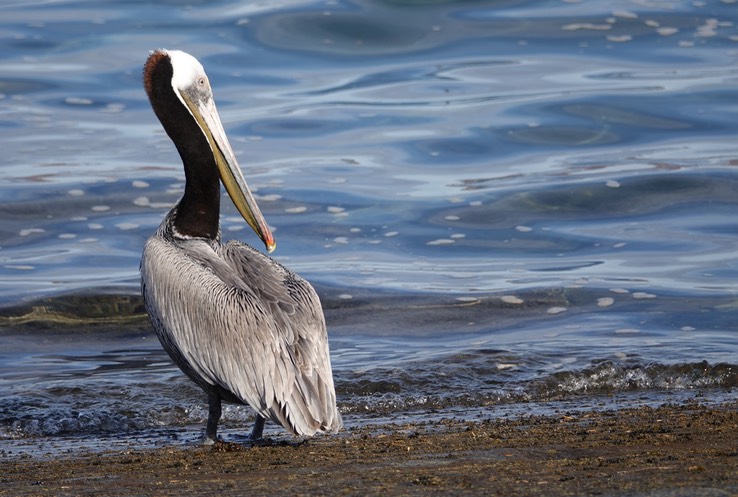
(144, 51), (220, 239)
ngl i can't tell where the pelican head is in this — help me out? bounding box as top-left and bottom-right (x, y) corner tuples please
(143, 49), (275, 252)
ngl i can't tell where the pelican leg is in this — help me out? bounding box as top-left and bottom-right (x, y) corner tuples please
(250, 415), (265, 440)
(204, 394), (222, 443)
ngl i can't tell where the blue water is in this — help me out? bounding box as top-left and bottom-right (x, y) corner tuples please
(1, 0), (737, 455)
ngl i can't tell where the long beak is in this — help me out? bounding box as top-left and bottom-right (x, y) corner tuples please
(182, 92), (276, 253)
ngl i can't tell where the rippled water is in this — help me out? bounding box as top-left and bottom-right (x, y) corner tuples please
(1, 0), (737, 455)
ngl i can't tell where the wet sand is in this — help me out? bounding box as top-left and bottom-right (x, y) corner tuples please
(2, 402), (737, 496)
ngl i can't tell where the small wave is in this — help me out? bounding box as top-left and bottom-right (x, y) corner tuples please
(2, 406), (146, 440)
(335, 359), (738, 415)
(1, 357), (735, 443)
(537, 360), (738, 396)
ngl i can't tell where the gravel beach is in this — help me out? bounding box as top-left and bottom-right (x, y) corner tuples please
(2, 402), (737, 496)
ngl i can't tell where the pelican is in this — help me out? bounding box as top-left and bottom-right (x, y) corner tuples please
(140, 49), (342, 443)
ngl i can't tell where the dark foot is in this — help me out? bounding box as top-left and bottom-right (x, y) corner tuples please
(201, 433), (222, 445)
(205, 394), (222, 444)
(249, 415), (265, 441)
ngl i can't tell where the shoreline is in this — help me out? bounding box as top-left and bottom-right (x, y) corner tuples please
(2, 401), (737, 496)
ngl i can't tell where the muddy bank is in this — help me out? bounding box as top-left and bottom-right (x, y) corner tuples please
(2, 402), (737, 496)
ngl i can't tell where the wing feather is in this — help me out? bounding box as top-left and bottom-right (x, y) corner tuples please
(141, 235), (341, 436)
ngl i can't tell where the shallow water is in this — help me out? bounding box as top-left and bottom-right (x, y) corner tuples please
(1, 0), (737, 455)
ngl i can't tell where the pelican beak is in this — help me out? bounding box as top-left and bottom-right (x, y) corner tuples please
(180, 90), (276, 253)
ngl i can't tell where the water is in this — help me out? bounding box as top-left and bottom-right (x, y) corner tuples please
(1, 0), (737, 456)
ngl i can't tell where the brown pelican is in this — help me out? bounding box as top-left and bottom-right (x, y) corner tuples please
(140, 49), (342, 443)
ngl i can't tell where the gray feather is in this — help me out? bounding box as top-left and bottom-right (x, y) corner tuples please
(141, 214), (342, 436)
